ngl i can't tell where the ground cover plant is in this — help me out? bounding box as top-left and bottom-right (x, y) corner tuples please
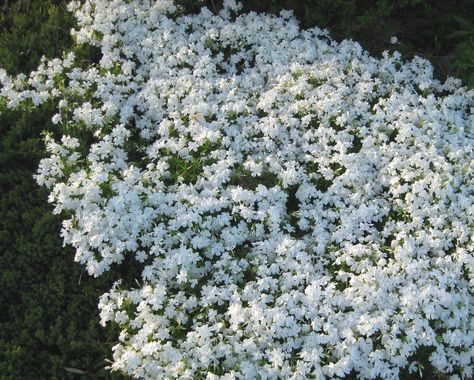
(1, 0), (474, 379)
(0, 1), (131, 379)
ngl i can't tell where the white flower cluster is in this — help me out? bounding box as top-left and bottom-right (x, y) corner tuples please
(1, 0), (474, 378)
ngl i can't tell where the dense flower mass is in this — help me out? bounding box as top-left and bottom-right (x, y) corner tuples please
(1, 0), (474, 378)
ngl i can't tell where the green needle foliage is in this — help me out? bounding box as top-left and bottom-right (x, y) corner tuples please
(0, 0), (74, 76)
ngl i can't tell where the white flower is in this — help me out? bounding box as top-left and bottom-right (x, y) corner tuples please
(2, 0), (473, 378)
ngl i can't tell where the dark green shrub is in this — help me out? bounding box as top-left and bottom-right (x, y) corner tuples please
(0, 0), (74, 76)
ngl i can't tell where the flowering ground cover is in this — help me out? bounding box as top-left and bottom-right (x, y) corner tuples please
(1, 0), (473, 379)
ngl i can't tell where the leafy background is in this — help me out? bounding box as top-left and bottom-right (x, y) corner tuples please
(0, 0), (472, 379)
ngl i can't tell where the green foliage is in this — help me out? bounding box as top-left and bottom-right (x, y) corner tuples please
(449, 15), (474, 88)
(0, 0), (74, 75)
